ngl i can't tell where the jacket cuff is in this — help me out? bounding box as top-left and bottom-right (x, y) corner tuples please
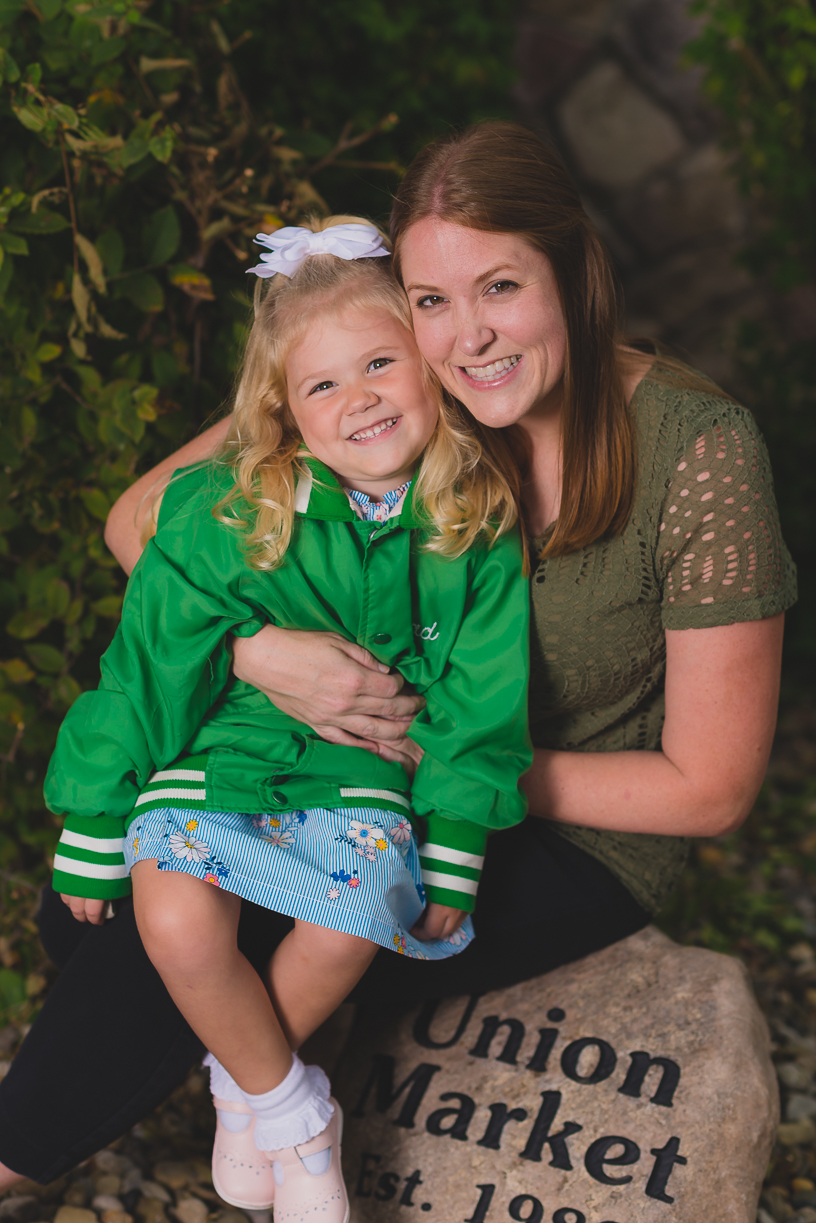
(418, 814), (488, 914)
(52, 814), (132, 900)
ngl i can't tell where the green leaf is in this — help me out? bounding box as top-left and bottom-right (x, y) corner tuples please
(54, 674), (82, 709)
(34, 343), (62, 362)
(91, 35), (126, 66)
(149, 129), (174, 164)
(0, 969), (25, 1015)
(10, 210), (71, 234)
(143, 205), (180, 266)
(76, 233), (107, 293)
(90, 594), (123, 617)
(0, 233), (29, 256)
(167, 264), (214, 300)
(79, 487), (110, 521)
(118, 134), (151, 169)
(39, 0), (63, 18)
(71, 272), (91, 330)
(6, 611), (49, 640)
(0, 48), (20, 83)
(0, 659), (34, 684)
(51, 102), (79, 128)
(25, 643), (65, 674)
(96, 227), (124, 275)
(117, 271), (164, 312)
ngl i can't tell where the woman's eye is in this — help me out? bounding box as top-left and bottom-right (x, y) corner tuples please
(308, 380), (335, 395)
(487, 280), (518, 296)
(367, 357), (392, 372)
(415, 294), (446, 309)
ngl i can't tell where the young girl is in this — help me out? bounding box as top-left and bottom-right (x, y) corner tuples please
(44, 218), (531, 1222)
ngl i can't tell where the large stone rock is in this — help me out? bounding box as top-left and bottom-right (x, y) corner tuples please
(334, 927), (777, 1222)
(558, 60), (687, 189)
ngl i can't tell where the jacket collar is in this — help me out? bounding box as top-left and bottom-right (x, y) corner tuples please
(295, 455), (424, 528)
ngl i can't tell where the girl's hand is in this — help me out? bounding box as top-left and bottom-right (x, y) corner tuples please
(410, 903), (467, 942)
(60, 893), (107, 925)
(231, 626), (425, 754)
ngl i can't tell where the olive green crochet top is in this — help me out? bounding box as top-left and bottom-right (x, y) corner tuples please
(529, 372), (797, 913)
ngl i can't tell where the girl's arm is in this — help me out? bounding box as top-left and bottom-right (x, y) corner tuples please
(522, 614), (783, 837)
(105, 417), (232, 575)
(105, 427), (425, 741)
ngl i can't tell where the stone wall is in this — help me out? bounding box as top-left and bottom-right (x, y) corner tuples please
(513, 0), (764, 388)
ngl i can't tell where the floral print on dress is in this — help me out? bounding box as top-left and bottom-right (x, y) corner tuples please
(264, 829), (296, 848)
(253, 815), (281, 831)
(327, 886), (341, 900)
(169, 833), (211, 862)
(331, 869), (361, 891)
(387, 818), (412, 845)
(347, 818), (384, 846)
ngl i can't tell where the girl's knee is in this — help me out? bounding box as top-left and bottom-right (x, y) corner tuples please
(293, 921), (374, 962)
(132, 868), (235, 970)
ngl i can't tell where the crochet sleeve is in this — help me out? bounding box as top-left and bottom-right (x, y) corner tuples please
(657, 400), (797, 630)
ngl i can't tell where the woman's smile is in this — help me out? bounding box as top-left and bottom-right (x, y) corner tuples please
(461, 354), (523, 386)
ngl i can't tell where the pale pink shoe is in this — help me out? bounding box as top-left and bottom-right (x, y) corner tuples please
(211, 1097), (276, 1210)
(263, 1098), (348, 1223)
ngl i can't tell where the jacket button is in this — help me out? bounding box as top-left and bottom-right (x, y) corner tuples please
(371, 632), (392, 644)
(271, 790), (288, 804)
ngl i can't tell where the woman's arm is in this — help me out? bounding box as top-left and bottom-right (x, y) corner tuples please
(105, 417), (231, 575)
(522, 614), (784, 838)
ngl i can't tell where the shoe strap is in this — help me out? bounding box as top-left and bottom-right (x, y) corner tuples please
(213, 1097), (253, 1114)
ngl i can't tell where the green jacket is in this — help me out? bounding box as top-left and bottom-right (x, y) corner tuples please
(45, 459), (532, 911)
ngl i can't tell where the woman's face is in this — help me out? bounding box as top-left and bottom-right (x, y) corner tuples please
(399, 217), (567, 429)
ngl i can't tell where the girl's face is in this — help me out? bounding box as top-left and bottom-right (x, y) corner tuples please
(285, 306), (439, 498)
(399, 217), (567, 429)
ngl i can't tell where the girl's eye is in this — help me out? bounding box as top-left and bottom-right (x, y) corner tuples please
(308, 380), (336, 395)
(487, 280), (518, 296)
(414, 294), (447, 309)
(367, 357), (392, 372)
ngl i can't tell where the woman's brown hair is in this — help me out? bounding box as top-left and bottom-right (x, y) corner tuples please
(390, 120), (636, 558)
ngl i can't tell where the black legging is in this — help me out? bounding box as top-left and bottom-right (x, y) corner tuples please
(0, 818), (650, 1183)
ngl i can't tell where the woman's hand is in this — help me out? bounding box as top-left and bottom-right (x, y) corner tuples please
(231, 626), (425, 754)
(61, 894), (107, 925)
(410, 903), (467, 942)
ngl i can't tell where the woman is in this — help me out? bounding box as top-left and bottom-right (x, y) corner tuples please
(0, 122), (794, 1186)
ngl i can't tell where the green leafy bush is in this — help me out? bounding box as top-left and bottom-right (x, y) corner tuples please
(686, 0), (816, 288)
(0, 0), (514, 896)
(686, 0), (816, 677)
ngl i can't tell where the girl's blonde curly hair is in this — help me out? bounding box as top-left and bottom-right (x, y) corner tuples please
(214, 214), (524, 569)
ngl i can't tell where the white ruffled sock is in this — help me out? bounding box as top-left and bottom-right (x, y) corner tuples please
(203, 1051), (252, 1133)
(241, 1053), (334, 1152)
(203, 1050), (334, 1152)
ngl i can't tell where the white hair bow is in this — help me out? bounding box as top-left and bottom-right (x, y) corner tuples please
(246, 223), (389, 279)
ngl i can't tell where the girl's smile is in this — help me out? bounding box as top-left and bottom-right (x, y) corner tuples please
(285, 307), (438, 498)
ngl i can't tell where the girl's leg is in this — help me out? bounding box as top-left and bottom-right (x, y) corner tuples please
(131, 860), (291, 1093)
(265, 920), (378, 1051)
